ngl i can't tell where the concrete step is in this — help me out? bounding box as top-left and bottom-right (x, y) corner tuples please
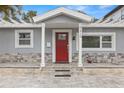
(42, 66), (83, 72)
(46, 63), (78, 68)
(54, 71), (71, 75)
(54, 72), (71, 77)
(55, 69), (70, 72)
(54, 68), (72, 77)
(41, 63), (83, 76)
(54, 74), (71, 77)
(42, 67), (71, 71)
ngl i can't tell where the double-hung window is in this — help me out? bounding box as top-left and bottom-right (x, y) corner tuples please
(15, 30), (33, 48)
(76, 32), (116, 51)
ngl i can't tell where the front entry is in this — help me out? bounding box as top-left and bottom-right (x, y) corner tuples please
(56, 32), (69, 63)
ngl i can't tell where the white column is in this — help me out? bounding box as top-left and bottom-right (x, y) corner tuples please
(41, 23), (45, 67)
(78, 23), (83, 67)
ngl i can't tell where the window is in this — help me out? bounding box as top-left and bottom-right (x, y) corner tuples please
(58, 34), (66, 40)
(82, 36), (100, 48)
(15, 30), (33, 48)
(76, 32), (116, 51)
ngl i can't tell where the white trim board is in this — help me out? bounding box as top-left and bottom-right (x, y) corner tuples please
(52, 29), (72, 63)
(41, 23), (45, 67)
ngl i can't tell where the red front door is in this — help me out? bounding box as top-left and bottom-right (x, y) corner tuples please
(56, 32), (69, 63)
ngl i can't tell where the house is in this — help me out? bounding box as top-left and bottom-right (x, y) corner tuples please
(97, 5), (124, 23)
(0, 6), (124, 68)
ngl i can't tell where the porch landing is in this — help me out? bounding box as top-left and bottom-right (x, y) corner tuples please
(0, 61), (124, 68)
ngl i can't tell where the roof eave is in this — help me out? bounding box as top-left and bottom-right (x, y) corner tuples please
(33, 7), (93, 23)
(0, 24), (42, 28)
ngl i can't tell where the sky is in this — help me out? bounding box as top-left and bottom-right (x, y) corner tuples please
(23, 5), (117, 19)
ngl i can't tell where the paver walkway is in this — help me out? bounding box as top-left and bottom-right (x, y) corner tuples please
(0, 69), (124, 88)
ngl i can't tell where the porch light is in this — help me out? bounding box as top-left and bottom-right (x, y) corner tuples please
(72, 36), (76, 40)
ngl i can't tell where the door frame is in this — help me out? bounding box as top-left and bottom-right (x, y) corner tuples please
(52, 29), (72, 63)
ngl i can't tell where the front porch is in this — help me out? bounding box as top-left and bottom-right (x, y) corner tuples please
(40, 23), (83, 68)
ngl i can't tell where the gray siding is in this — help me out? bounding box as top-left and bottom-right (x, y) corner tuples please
(72, 29), (78, 53)
(39, 14), (89, 24)
(45, 29), (52, 53)
(1, 27), (124, 54)
(0, 28), (41, 53)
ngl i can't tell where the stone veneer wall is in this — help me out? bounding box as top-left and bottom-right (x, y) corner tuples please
(0, 53), (41, 63)
(73, 53), (124, 64)
(0, 53), (53, 63)
(0, 53), (124, 63)
(0, 53), (79, 63)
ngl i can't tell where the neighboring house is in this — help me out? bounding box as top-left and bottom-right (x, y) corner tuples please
(0, 6), (124, 68)
(97, 5), (124, 23)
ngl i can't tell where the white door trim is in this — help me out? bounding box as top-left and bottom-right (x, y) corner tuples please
(52, 29), (72, 63)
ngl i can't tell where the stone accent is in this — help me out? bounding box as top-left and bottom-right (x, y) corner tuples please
(72, 53), (78, 62)
(0, 53), (52, 63)
(0, 53), (124, 64)
(45, 53), (52, 62)
(72, 53), (124, 64)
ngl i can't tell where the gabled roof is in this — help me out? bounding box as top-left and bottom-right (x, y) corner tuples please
(33, 7), (94, 23)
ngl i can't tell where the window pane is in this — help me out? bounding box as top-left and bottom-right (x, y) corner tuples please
(102, 36), (111, 41)
(102, 43), (111, 48)
(19, 33), (30, 38)
(102, 36), (112, 48)
(58, 34), (66, 40)
(19, 40), (30, 45)
(82, 36), (100, 48)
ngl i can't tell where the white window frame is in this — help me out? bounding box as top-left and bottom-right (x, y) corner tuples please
(76, 32), (116, 51)
(15, 30), (33, 48)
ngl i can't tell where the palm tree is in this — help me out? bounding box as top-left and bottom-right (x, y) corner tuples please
(22, 12), (30, 23)
(27, 10), (37, 23)
(0, 6), (37, 23)
(0, 5), (11, 16)
(0, 5), (22, 21)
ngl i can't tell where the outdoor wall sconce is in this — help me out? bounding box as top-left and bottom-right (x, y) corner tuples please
(72, 36), (76, 40)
